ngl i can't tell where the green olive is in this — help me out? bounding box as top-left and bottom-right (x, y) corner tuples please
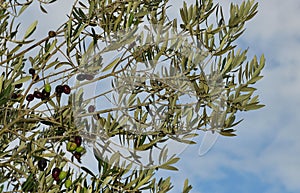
(75, 146), (85, 153)
(59, 171), (67, 180)
(67, 142), (77, 152)
(44, 83), (51, 93)
(65, 179), (72, 188)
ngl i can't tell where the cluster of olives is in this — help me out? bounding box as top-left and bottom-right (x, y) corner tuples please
(26, 86), (51, 102)
(29, 68), (39, 81)
(67, 136), (85, 163)
(11, 83), (23, 99)
(37, 159), (72, 188)
(55, 84), (71, 96)
(52, 167), (72, 188)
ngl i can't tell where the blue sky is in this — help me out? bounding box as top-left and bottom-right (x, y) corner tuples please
(13, 0), (300, 193)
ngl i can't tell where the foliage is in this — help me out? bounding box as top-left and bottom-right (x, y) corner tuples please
(0, 0), (264, 192)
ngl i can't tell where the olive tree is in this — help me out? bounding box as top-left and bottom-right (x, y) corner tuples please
(0, 0), (264, 192)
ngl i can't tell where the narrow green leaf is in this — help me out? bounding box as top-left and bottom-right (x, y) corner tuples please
(12, 76), (31, 86)
(24, 20), (38, 39)
(102, 57), (120, 72)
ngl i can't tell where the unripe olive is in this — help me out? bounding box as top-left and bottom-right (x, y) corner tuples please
(67, 142), (77, 152)
(44, 83), (51, 93)
(59, 171), (67, 180)
(65, 179), (72, 188)
(75, 146), (85, 153)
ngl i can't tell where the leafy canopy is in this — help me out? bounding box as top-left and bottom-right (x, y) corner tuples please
(0, 0), (264, 192)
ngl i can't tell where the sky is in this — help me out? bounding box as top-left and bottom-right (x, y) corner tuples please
(6, 0), (300, 193)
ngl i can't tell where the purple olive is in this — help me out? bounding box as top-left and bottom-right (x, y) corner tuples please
(52, 167), (61, 179)
(26, 94), (34, 102)
(76, 74), (85, 81)
(74, 136), (82, 147)
(33, 91), (42, 99)
(63, 85), (71, 94)
(88, 105), (95, 113)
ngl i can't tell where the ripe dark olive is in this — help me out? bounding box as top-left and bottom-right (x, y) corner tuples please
(73, 151), (81, 162)
(42, 89), (50, 99)
(38, 158), (47, 171)
(11, 93), (18, 99)
(88, 105), (95, 113)
(52, 167), (61, 179)
(55, 85), (63, 94)
(15, 83), (23, 89)
(48, 30), (56, 37)
(26, 94), (34, 102)
(29, 68), (35, 75)
(74, 136), (82, 147)
(63, 85), (71, 94)
(84, 74), (94, 80)
(76, 74), (85, 81)
(33, 91), (42, 99)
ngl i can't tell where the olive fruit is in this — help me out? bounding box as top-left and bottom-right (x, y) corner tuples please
(65, 179), (72, 188)
(15, 83), (23, 89)
(73, 151), (81, 162)
(11, 93), (18, 99)
(88, 105), (95, 113)
(33, 91), (42, 99)
(41, 89), (50, 100)
(29, 68), (35, 75)
(85, 74), (94, 80)
(38, 158), (47, 171)
(55, 85), (63, 94)
(48, 30), (56, 37)
(52, 167), (61, 180)
(67, 142), (77, 152)
(74, 136), (82, 147)
(59, 171), (67, 180)
(63, 85), (71, 94)
(44, 83), (51, 93)
(76, 74), (85, 81)
(26, 94), (34, 102)
(75, 146), (85, 153)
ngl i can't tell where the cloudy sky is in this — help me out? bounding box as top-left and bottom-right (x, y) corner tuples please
(13, 0), (300, 193)
(163, 1), (300, 193)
